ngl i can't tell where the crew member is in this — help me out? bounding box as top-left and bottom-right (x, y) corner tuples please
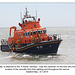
(31, 36), (35, 43)
(17, 39), (21, 47)
(37, 32), (41, 42)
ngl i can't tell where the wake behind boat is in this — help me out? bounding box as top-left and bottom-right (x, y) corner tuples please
(0, 8), (62, 55)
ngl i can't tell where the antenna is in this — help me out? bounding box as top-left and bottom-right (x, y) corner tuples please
(36, 10), (37, 21)
(35, 2), (37, 21)
(20, 2), (22, 23)
(25, 8), (29, 17)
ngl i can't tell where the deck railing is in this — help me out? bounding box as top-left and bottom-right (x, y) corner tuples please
(1, 39), (8, 45)
(48, 34), (61, 41)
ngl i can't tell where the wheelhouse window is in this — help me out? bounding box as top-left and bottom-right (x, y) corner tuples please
(17, 33), (21, 37)
(33, 31), (37, 35)
(17, 34), (19, 37)
(19, 33), (21, 37)
(26, 32), (27, 36)
(28, 32), (29, 36)
(34, 24), (36, 27)
(23, 25), (25, 27)
(38, 30), (42, 34)
(43, 30), (46, 33)
(31, 32), (32, 35)
(23, 33), (25, 36)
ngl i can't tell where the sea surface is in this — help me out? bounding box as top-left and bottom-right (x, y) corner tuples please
(0, 27), (75, 64)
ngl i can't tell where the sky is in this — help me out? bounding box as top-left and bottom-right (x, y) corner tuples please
(0, 2), (75, 27)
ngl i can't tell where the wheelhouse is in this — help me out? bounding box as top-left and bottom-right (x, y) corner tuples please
(8, 8), (49, 45)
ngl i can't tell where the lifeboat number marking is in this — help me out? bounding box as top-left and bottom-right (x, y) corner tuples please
(37, 46), (43, 49)
(49, 45), (51, 47)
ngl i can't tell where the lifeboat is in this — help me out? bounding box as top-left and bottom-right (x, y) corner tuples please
(0, 8), (62, 55)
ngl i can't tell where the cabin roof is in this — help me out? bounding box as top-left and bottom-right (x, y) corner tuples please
(15, 28), (46, 33)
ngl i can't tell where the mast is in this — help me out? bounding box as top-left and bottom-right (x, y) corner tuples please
(25, 8), (29, 17)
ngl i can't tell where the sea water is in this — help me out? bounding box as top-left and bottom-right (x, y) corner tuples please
(0, 27), (75, 64)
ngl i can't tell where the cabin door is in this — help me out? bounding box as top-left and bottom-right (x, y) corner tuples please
(9, 26), (16, 37)
(11, 29), (14, 37)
